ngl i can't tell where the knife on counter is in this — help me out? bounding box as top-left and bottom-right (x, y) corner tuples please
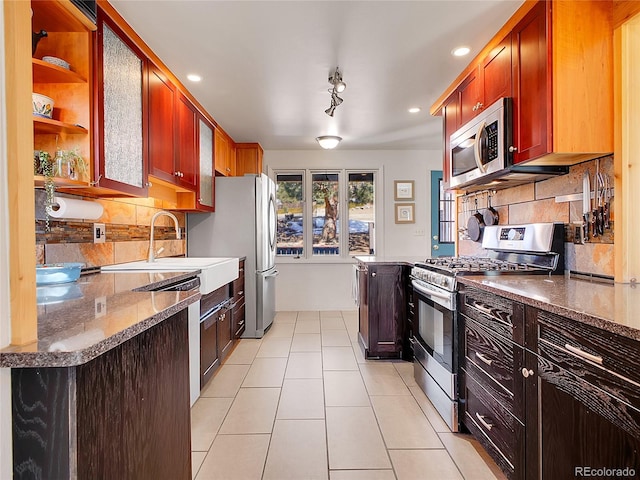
(583, 172), (590, 241)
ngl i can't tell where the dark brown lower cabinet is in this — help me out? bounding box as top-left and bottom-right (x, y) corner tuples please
(357, 262), (405, 359)
(460, 283), (640, 480)
(12, 309), (191, 480)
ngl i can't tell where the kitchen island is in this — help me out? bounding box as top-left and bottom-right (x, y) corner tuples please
(0, 271), (200, 479)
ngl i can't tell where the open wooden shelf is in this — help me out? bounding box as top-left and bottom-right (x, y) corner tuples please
(31, 0), (96, 33)
(33, 117), (88, 135)
(32, 59), (87, 83)
(34, 175), (89, 188)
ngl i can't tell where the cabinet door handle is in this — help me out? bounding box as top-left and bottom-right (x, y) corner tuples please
(475, 413), (493, 431)
(509, 146), (518, 153)
(474, 303), (493, 316)
(565, 343), (603, 365)
(371, 272), (376, 277)
(475, 352), (493, 366)
(521, 367), (534, 378)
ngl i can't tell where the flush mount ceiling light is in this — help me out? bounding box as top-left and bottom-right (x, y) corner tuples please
(325, 67), (346, 117)
(187, 74), (202, 82)
(316, 135), (342, 149)
(408, 107), (421, 113)
(452, 46), (471, 57)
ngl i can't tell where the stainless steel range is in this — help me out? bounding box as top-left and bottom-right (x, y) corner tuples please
(410, 222), (565, 432)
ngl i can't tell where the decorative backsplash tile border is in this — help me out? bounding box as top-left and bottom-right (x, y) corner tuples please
(34, 191), (189, 268)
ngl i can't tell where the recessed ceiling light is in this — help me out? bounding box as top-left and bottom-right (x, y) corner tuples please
(408, 107), (421, 114)
(187, 74), (202, 82)
(452, 46), (471, 57)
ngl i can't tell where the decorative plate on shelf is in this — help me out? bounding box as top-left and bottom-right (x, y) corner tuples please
(42, 56), (70, 70)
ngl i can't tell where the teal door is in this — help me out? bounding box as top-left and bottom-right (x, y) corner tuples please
(430, 171), (455, 257)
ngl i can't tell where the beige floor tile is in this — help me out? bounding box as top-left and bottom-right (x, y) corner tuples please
(326, 406), (391, 470)
(438, 433), (506, 480)
(322, 346), (359, 371)
(295, 319), (321, 334)
(190, 397), (233, 451)
(277, 378), (325, 419)
(199, 364), (250, 398)
(321, 317), (347, 331)
(263, 419), (328, 480)
(297, 311), (320, 321)
(408, 385), (452, 433)
(266, 322), (295, 338)
(324, 370), (370, 407)
(393, 361), (418, 388)
(274, 311), (298, 323)
(242, 357), (288, 387)
(256, 336), (292, 358)
(285, 351), (323, 379)
(330, 470), (396, 480)
(225, 339), (262, 365)
(359, 363), (411, 395)
(191, 451), (206, 479)
(389, 449), (463, 480)
(322, 329), (352, 347)
(320, 310), (343, 318)
(195, 434), (270, 480)
(342, 313), (359, 342)
(341, 310), (358, 320)
(290, 333), (322, 352)
(219, 387), (280, 434)
(371, 395), (444, 449)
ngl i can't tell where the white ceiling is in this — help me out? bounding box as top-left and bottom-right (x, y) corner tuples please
(111, 0), (524, 151)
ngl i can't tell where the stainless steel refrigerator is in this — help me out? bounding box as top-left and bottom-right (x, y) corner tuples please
(187, 174), (278, 337)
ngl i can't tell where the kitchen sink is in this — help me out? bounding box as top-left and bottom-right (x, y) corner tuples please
(102, 257), (239, 294)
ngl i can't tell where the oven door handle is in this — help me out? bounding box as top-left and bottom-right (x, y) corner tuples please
(412, 280), (451, 301)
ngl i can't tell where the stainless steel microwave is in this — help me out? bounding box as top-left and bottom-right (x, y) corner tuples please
(448, 97), (513, 190)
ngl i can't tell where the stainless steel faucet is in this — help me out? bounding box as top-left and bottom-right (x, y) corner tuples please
(148, 211), (182, 262)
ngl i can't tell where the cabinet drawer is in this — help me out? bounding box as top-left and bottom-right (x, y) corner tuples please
(537, 310), (640, 407)
(459, 286), (522, 344)
(201, 283), (230, 317)
(463, 373), (524, 478)
(464, 316), (517, 398)
(233, 303), (245, 338)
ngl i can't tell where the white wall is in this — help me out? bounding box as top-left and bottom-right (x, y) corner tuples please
(264, 149), (441, 311)
(0, 1), (13, 476)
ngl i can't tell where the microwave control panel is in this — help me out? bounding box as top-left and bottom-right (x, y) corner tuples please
(486, 121), (499, 161)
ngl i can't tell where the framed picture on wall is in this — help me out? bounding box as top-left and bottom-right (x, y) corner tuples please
(395, 203), (415, 224)
(394, 180), (414, 200)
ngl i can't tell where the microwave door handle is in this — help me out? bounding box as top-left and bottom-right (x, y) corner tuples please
(473, 121), (487, 173)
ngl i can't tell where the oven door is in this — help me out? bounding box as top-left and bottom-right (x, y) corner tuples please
(411, 278), (459, 431)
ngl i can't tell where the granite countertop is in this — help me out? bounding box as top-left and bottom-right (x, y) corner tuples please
(0, 271), (201, 368)
(457, 274), (640, 342)
(354, 255), (426, 265)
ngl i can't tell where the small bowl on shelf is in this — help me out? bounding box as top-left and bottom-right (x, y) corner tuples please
(36, 262), (84, 285)
(32, 93), (54, 119)
(42, 55), (70, 70)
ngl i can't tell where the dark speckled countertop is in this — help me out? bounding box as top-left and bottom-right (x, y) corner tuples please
(0, 271), (201, 368)
(457, 274), (640, 342)
(354, 255), (426, 265)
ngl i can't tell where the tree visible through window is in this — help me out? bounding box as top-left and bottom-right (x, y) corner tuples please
(312, 173), (339, 255)
(348, 173), (375, 255)
(275, 173), (303, 256)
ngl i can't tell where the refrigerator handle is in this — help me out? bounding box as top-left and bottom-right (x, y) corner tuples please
(264, 270), (279, 278)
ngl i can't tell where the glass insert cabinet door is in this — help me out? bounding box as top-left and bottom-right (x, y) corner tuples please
(95, 8), (148, 196)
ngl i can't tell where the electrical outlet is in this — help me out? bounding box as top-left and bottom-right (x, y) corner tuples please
(414, 228), (426, 236)
(94, 223), (106, 243)
(95, 296), (107, 318)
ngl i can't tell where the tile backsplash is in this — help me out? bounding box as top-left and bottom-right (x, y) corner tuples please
(35, 190), (187, 268)
(458, 156), (614, 277)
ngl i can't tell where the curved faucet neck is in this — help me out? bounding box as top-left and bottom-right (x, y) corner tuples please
(148, 211), (182, 262)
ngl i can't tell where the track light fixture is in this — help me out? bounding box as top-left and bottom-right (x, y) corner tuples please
(325, 67), (346, 117)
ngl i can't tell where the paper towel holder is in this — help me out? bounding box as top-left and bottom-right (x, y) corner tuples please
(46, 196), (104, 220)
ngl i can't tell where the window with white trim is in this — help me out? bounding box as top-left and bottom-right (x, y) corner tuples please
(275, 170), (377, 259)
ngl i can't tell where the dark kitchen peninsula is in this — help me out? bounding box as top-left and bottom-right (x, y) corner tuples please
(354, 256), (423, 360)
(456, 275), (640, 480)
(0, 271), (200, 480)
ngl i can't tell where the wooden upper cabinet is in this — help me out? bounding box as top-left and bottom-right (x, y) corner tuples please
(148, 63), (176, 183)
(235, 143), (264, 176)
(458, 68), (482, 126)
(175, 92), (198, 191)
(196, 115), (215, 211)
(482, 34), (512, 109)
(214, 128), (235, 176)
(442, 92), (459, 185)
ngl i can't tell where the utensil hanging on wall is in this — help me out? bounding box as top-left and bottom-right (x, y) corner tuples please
(483, 192), (499, 226)
(467, 198), (485, 242)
